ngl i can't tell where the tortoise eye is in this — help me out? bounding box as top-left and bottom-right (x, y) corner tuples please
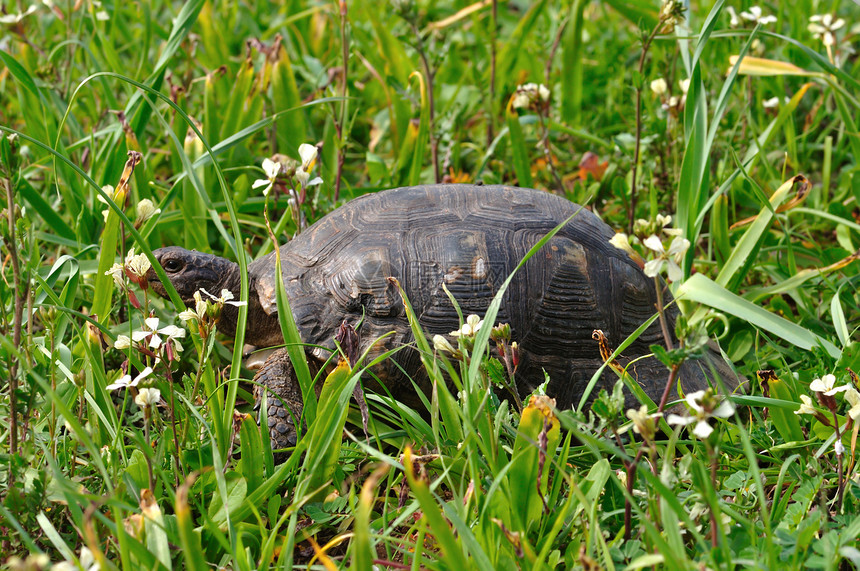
(163, 259), (183, 272)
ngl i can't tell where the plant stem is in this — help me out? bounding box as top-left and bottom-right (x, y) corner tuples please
(486, 0), (498, 148)
(334, 0), (349, 201)
(166, 368), (184, 486)
(4, 176), (21, 459)
(410, 21), (439, 183)
(657, 363), (681, 414)
(709, 445), (718, 547)
(833, 410), (845, 511)
(653, 277), (673, 351)
(628, 22), (664, 234)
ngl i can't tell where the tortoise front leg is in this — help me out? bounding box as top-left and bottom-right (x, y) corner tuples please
(253, 347), (303, 453)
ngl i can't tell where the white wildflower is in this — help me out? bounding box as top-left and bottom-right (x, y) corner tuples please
(740, 6), (777, 25)
(0, 4), (37, 24)
(679, 78), (691, 94)
(124, 248), (151, 279)
(609, 232), (635, 256)
(135, 387), (161, 408)
(113, 335), (132, 350)
(134, 198), (161, 226)
(642, 235), (690, 282)
(432, 334), (459, 356)
(201, 288), (247, 307)
(808, 14), (845, 47)
(179, 290), (208, 322)
(626, 405), (661, 439)
(794, 394), (817, 416)
(105, 366), (153, 391)
(726, 6), (741, 27)
(252, 158), (282, 196)
(650, 78), (668, 95)
(105, 263), (126, 288)
(762, 97), (780, 109)
(667, 389), (734, 440)
(298, 143), (318, 171)
(511, 83), (550, 110)
(450, 314), (484, 338)
(810, 373), (849, 396)
(844, 388), (860, 420)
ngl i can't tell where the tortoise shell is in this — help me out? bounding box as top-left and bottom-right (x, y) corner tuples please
(250, 184), (710, 409)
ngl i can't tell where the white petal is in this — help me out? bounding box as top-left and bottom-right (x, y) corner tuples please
(144, 317), (161, 331)
(178, 310), (197, 322)
(667, 237), (691, 256)
(106, 375), (131, 391)
(131, 330), (150, 342)
(643, 235), (665, 254)
(667, 413), (694, 426)
(306, 177), (324, 187)
(298, 143), (318, 170)
(295, 168), (310, 186)
(685, 390), (706, 411)
(650, 78), (668, 95)
(262, 158), (281, 179)
(114, 335), (131, 350)
(693, 420), (714, 439)
(158, 325), (185, 338)
(643, 259), (664, 278)
(713, 399), (736, 418)
(666, 260), (684, 283)
(148, 333), (162, 349)
(252, 178), (271, 189)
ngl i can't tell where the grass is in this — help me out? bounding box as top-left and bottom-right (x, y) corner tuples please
(1, 0), (859, 568)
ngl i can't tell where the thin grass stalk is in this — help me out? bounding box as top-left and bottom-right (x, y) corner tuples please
(628, 20), (665, 234)
(487, 0), (498, 148)
(3, 174), (23, 459)
(409, 21), (439, 183)
(334, 0), (349, 201)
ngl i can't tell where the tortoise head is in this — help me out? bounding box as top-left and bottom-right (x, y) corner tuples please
(147, 247), (240, 306)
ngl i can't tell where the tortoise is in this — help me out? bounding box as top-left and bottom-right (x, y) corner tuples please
(148, 184), (739, 450)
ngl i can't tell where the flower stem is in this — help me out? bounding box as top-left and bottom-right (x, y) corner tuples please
(628, 21), (664, 234)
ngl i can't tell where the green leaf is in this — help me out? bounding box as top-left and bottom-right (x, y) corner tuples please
(677, 273), (840, 359)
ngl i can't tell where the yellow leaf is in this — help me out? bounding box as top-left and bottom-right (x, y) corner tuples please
(729, 55), (814, 77)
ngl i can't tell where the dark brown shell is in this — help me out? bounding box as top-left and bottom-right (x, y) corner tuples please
(250, 184), (716, 409)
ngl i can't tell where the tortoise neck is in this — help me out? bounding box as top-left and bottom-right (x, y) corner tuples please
(210, 264), (245, 340)
(216, 271), (280, 346)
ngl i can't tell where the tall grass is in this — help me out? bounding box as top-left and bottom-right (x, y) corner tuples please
(1, 0), (859, 569)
